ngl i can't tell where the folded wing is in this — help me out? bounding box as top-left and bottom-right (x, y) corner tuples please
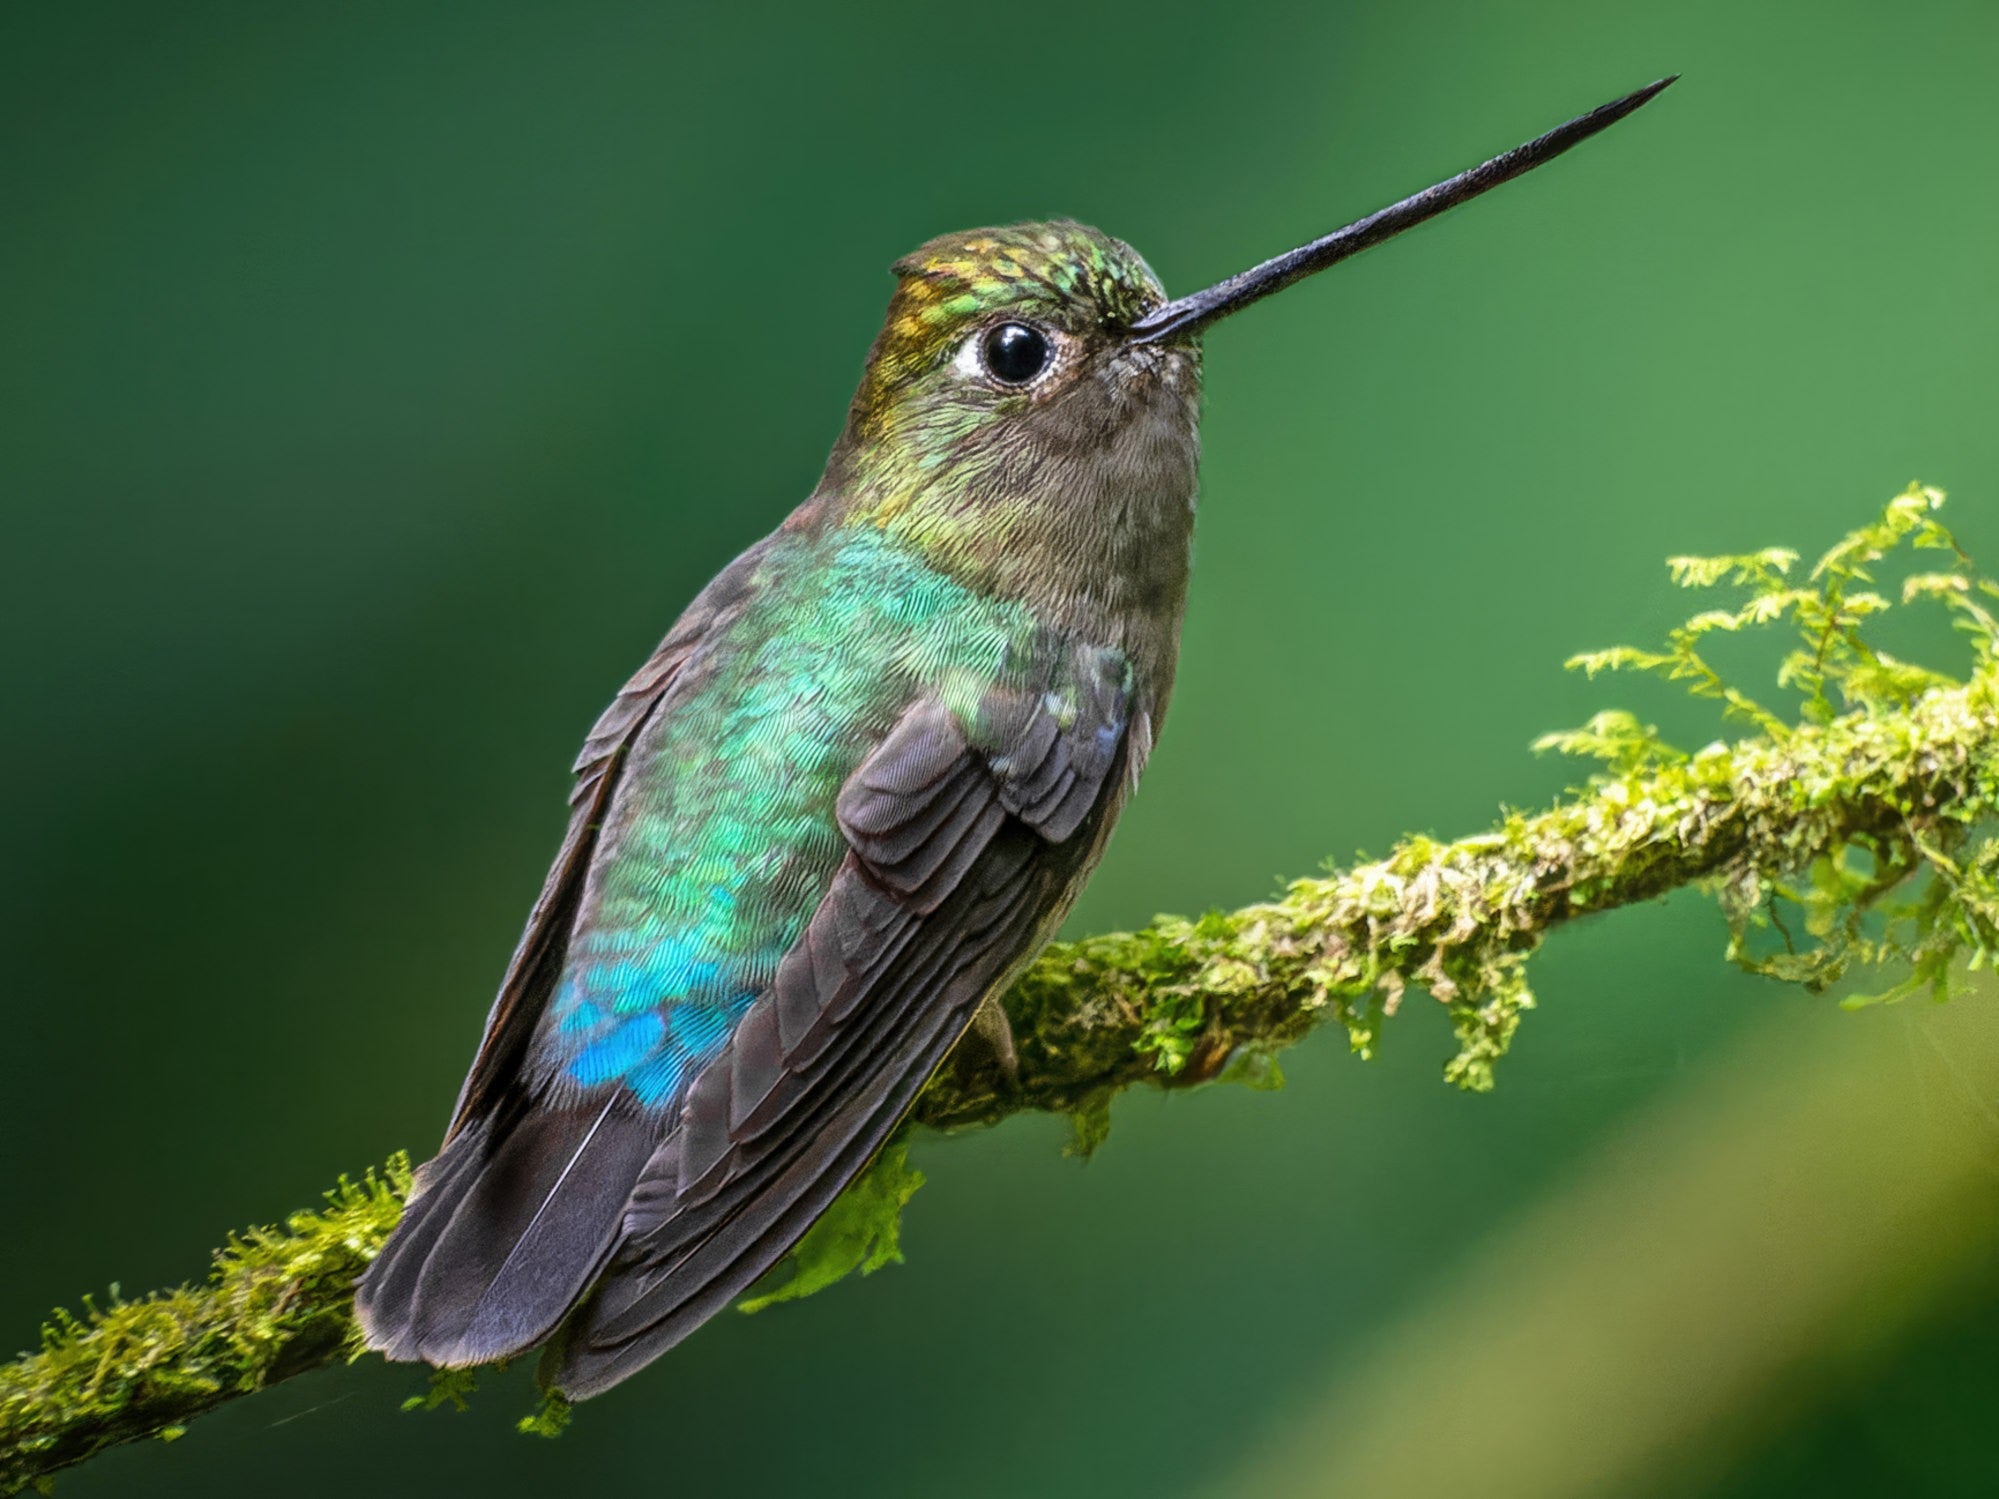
(357, 582), (1144, 1398)
(547, 643), (1137, 1396)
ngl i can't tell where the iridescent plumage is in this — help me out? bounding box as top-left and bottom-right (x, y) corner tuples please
(544, 532), (1045, 1110)
(358, 222), (1200, 1397)
(355, 81), (1671, 1398)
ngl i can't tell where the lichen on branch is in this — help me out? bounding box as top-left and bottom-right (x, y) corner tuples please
(0, 1164), (408, 1495)
(6, 485), (1998, 1496)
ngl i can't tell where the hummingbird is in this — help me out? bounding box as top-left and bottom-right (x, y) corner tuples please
(356, 77), (1673, 1398)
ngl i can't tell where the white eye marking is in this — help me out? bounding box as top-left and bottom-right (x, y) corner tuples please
(952, 331), (988, 381)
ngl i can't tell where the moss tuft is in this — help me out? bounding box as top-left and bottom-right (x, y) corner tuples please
(1, 1158), (409, 1494)
(736, 1142), (928, 1315)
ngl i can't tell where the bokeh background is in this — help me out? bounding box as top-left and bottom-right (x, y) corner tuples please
(6, 2), (1999, 1495)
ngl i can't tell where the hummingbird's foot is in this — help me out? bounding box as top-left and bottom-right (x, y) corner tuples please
(965, 992), (1020, 1088)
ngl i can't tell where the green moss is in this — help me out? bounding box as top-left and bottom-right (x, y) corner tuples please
(0, 1158), (408, 1495)
(401, 1365), (479, 1415)
(1063, 1088), (1118, 1158)
(737, 1142), (927, 1315)
(515, 1392), (572, 1440)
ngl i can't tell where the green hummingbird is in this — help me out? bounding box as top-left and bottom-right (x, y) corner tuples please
(356, 77), (1673, 1398)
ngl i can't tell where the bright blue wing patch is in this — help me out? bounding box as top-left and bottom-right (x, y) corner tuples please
(544, 922), (799, 1106)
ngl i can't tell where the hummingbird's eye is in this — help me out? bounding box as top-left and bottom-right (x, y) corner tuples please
(980, 322), (1052, 385)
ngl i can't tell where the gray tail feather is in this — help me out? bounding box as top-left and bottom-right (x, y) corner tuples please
(540, 1077), (915, 1398)
(541, 979), (997, 1397)
(356, 1096), (659, 1367)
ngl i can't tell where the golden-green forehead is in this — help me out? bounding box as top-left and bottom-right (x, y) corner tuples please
(891, 220), (1163, 328)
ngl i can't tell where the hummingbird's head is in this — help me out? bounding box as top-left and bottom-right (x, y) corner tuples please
(835, 218), (1202, 498)
(824, 220), (1205, 621)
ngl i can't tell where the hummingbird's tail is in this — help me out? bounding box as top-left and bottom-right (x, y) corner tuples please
(355, 1095), (659, 1368)
(536, 991), (974, 1398)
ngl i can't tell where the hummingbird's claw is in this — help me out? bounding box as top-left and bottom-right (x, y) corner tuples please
(965, 993), (1021, 1089)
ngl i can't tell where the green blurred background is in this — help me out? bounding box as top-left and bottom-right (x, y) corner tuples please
(6, 1), (1999, 1494)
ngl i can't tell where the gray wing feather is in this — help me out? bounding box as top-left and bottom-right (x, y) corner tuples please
(541, 646), (1135, 1398)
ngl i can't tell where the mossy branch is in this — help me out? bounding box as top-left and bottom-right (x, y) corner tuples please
(8, 486), (1999, 1495)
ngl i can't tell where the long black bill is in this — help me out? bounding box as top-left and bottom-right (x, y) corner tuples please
(1128, 76), (1676, 345)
